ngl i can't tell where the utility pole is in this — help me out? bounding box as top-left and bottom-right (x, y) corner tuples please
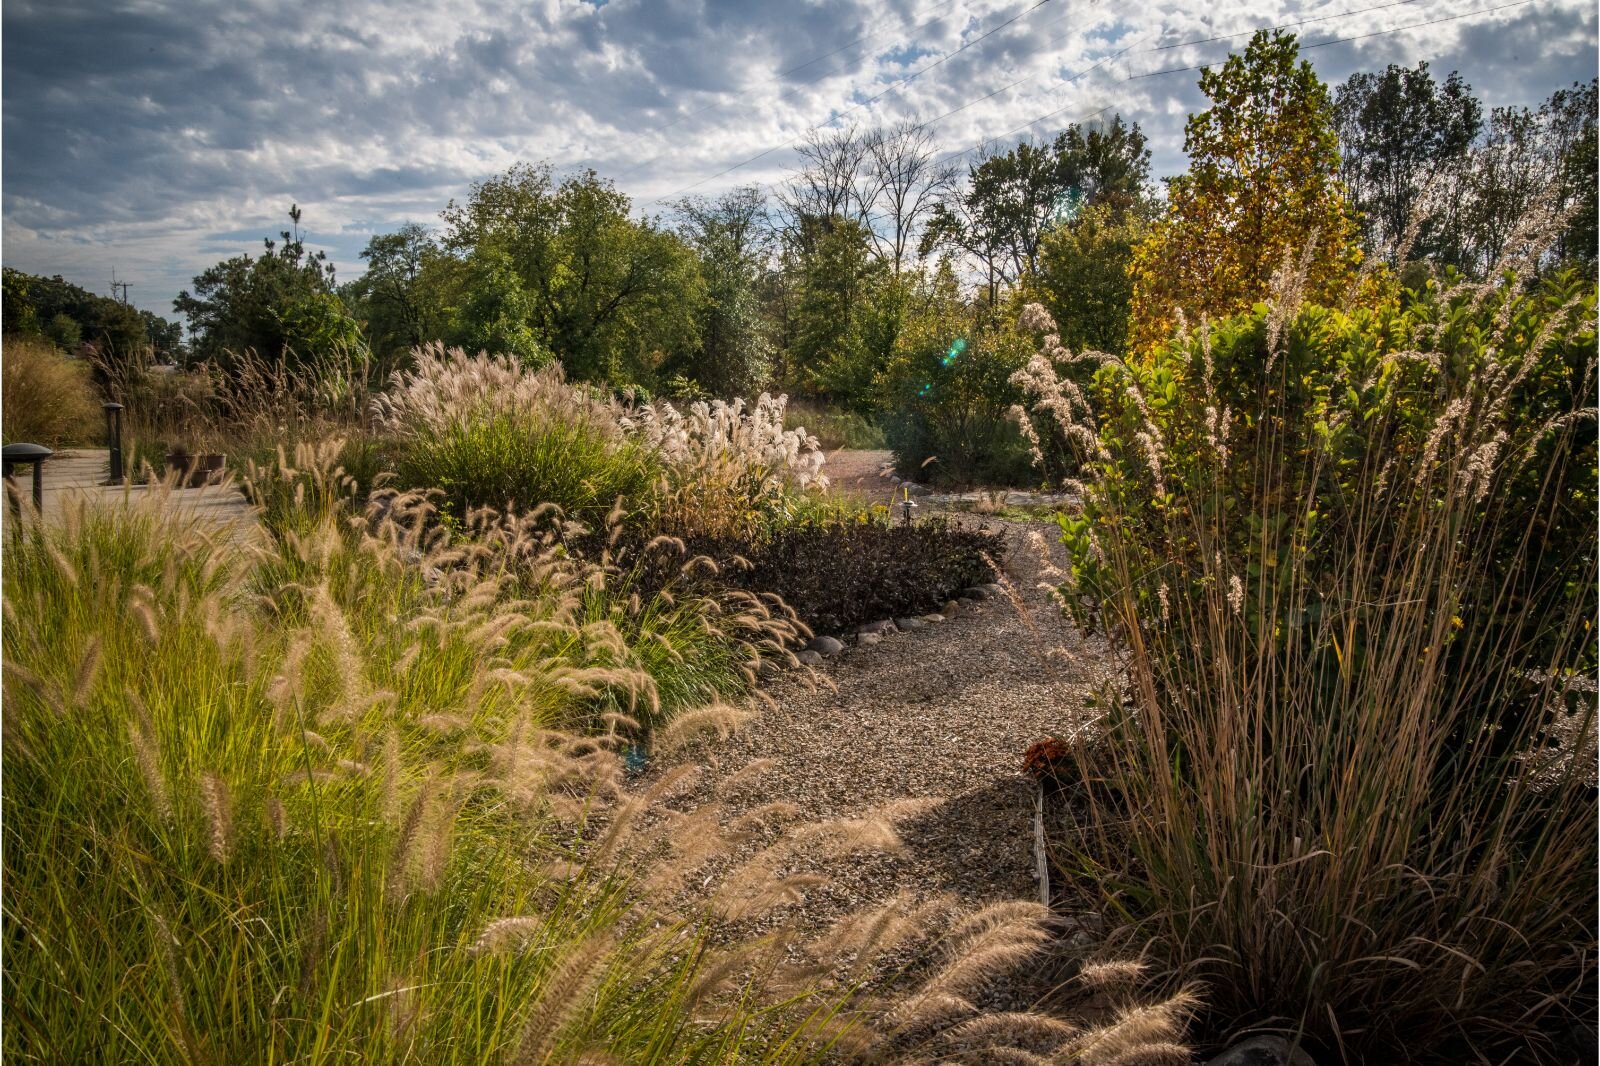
(109, 268), (130, 304)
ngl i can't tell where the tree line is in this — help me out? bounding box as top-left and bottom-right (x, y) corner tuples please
(13, 34), (1591, 416)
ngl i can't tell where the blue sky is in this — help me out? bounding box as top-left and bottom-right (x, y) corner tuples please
(4, 0), (1594, 325)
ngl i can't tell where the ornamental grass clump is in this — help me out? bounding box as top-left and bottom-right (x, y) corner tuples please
(377, 342), (661, 526)
(1016, 214), (1597, 1060)
(3, 474), (1191, 1063)
(0, 334), (101, 446)
(377, 345), (827, 541)
(0, 480), (831, 1061)
(622, 391), (827, 540)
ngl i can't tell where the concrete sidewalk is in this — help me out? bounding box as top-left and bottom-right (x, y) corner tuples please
(6, 448), (260, 543)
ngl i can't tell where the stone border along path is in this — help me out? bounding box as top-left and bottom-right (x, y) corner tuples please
(5, 448), (259, 544)
(652, 512), (1116, 996)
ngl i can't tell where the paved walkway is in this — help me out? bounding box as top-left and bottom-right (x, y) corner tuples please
(6, 449), (259, 542)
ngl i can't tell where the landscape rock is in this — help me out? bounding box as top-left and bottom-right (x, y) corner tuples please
(1205, 1036), (1318, 1066)
(894, 617), (928, 632)
(941, 600), (962, 617)
(796, 650), (824, 667)
(921, 613), (945, 623)
(901, 481), (930, 496)
(807, 635), (845, 656)
(979, 582), (1006, 599)
(858, 619), (896, 636)
(962, 586), (993, 601)
(857, 631), (883, 648)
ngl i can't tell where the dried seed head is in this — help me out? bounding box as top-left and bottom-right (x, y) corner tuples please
(199, 772), (234, 864)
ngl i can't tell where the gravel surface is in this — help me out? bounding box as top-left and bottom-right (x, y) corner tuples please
(657, 515), (1114, 941)
(819, 447), (901, 508)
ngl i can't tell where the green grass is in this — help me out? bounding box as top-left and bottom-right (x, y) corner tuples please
(395, 410), (664, 528)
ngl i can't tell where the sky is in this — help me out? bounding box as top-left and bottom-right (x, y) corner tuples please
(3, 0), (1595, 325)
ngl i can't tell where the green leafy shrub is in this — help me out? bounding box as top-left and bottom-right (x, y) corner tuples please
(1023, 268), (1598, 1059)
(1, 335), (100, 446)
(878, 298), (1037, 486)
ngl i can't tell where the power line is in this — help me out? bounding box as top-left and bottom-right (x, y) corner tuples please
(1142, 0), (1425, 53)
(1131, 0), (1539, 78)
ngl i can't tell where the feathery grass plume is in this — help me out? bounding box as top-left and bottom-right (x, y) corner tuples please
(471, 915), (548, 957)
(945, 901), (1053, 949)
(511, 933), (617, 1065)
(129, 597), (162, 645)
(1098, 1042), (1191, 1066)
(655, 702), (755, 753)
(655, 804), (748, 885)
(729, 800), (802, 834)
(411, 789), (463, 895)
(264, 795), (286, 840)
(961, 1049), (1051, 1065)
(147, 908), (207, 1061)
(716, 873), (829, 922)
(1058, 990), (1199, 1066)
(881, 990), (979, 1038)
(128, 720), (173, 823)
(388, 783), (433, 896)
(944, 1012), (1079, 1051)
(790, 811), (906, 859)
(198, 772), (234, 864)
(685, 931), (791, 1013)
(69, 636), (103, 708)
(811, 892), (957, 984)
(921, 920), (1052, 1001)
(1077, 960), (1146, 991)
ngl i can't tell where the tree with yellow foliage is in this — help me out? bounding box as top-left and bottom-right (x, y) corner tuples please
(1127, 31), (1361, 355)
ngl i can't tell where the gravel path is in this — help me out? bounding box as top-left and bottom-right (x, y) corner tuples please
(819, 447), (901, 508)
(662, 516), (1113, 940)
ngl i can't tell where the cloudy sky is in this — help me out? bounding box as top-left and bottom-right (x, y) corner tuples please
(4, 0), (1594, 324)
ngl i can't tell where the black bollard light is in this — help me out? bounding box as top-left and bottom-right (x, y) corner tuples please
(103, 401), (126, 484)
(2, 442), (53, 512)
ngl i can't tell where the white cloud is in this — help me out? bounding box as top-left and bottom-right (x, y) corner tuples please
(2, 0), (1593, 319)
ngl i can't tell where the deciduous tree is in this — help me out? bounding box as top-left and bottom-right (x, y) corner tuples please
(441, 164), (701, 383)
(1334, 62), (1481, 266)
(1127, 32), (1360, 355)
